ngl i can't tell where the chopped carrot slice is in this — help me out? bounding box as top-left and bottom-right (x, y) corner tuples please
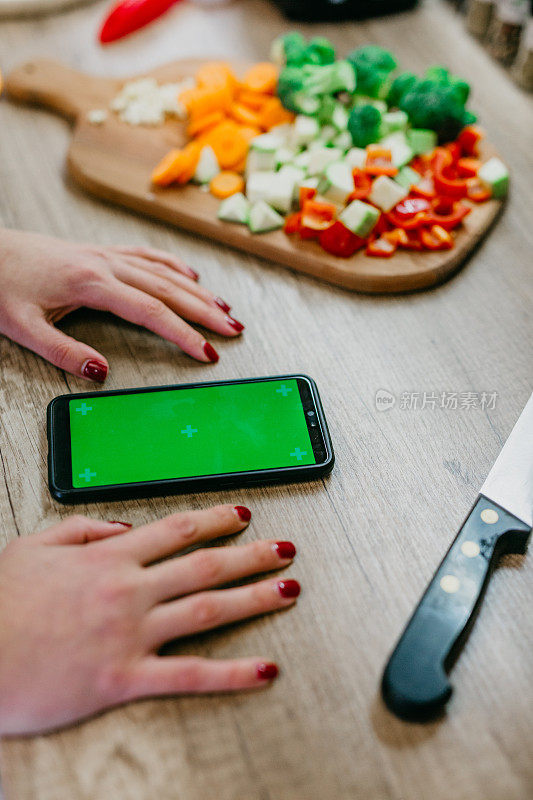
(151, 148), (187, 186)
(229, 103), (262, 128)
(187, 110), (225, 138)
(196, 62), (237, 92)
(179, 85), (233, 118)
(230, 156), (248, 174)
(175, 142), (202, 184)
(239, 125), (262, 142)
(199, 120), (249, 169)
(210, 171), (245, 199)
(258, 97), (294, 130)
(237, 89), (269, 111)
(242, 62), (278, 95)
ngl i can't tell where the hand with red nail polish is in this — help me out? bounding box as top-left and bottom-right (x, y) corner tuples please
(0, 504), (297, 736)
(0, 228), (243, 381)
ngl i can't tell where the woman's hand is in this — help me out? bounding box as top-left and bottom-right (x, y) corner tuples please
(0, 229), (244, 381)
(0, 505), (299, 737)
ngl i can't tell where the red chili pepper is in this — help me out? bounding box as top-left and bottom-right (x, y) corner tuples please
(456, 157), (481, 178)
(299, 186), (317, 207)
(425, 199), (471, 230)
(420, 224), (454, 250)
(283, 212), (302, 235)
(99, 0), (182, 43)
(348, 169), (373, 201)
(457, 125), (484, 157)
(366, 236), (397, 257)
(318, 221), (365, 258)
(364, 146), (398, 177)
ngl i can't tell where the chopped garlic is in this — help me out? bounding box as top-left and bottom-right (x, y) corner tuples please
(87, 109), (108, 125)
(110, 77), (194, 126)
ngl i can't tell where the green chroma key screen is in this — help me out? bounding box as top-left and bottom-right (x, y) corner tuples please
(69, 379), (316, 488)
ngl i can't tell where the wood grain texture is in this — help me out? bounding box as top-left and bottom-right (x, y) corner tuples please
(5, 56), (503, 293)
(0, 1), (532, 799)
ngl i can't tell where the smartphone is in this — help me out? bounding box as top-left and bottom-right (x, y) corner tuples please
(47, 374), (334, 504)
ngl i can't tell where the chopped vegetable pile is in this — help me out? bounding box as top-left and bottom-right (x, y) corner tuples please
(150, 35), (509, 259)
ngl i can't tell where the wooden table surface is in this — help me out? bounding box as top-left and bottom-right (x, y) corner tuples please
(1, 1), (532, 798)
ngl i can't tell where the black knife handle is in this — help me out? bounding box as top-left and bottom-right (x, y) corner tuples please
(382, 497), (531, 722)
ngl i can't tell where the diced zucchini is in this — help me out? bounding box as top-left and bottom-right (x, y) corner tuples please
(307, 146), (343, 176)
(478, 157), (509, 198)
(278, 164), (306, 202)
(248, 201), (284, 233)
(268, 123), (293, 143)
(290, 115), (320, 147)
(250, 133), (283, 153)
(379, 131), (415, 168)
(193, 146), (219, 184)
(293, 150), (312, 171)
(339, 200), (380, 237)
(321, 161), (354, 204)
(407, 128), (438, 155)
(345, 147), (367, 170)
(382, 110), (408, 134)
(275, 146), (298, 168)
(395, 165), (421, 190)
(319, 124), (337, 144)
(246, 149), (276, 174)
(217, 192), (250, 224)
(368, 175), (408, 212)
(246, 171), (294, 214)
(332, 130), (353, 151)
(332, 104), (349, 131)
(298, 176), (320, 194)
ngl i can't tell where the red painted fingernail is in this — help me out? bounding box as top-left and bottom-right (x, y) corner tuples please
(256, 662), (279, 680)
(226, 316), (245, 333)
(234, 505), (251, 522)
(108, 520), (132, 527)
(277, 579), (301, 598)
(188, 267), (199, 281)
(274, 541), (296, 559)
(82, 359), (107, 382)
(215, 297), (231, 313)
(203, 342), (219, 362)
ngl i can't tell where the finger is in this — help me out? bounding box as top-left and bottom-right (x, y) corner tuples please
(144, 577), (301, 648)
(116, 255), (232, 314)
(13, 311), (109, 382)
(111, 504), (252, 564)
(96, 280), (219, 362)
(145, 539), (296, 603)
(114, 264), (244, 337)
(108, 245), (199, 281)
(128, 656), (279, 698)
(35, 516), (132, 545)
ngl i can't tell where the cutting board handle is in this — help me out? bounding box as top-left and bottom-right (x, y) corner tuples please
(5, 59), (112, 121)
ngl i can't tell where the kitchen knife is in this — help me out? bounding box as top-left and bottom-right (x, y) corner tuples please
(382, 392), (533, 722)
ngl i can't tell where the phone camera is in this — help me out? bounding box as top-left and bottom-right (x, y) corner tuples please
(307, 410), (315, 417)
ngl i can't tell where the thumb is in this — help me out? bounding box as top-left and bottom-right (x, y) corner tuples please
(18, 314), (109, 382)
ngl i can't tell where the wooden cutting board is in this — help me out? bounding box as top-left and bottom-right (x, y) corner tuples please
(5, 58), (504, 293)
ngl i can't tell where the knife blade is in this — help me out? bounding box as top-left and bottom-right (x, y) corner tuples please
(382, 392), (533, 722)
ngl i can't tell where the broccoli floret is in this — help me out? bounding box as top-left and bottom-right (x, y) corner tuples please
(348, 104), (382, 147)
(300, 60), (356, 95)
(270, 32), (308, 67)
(386, 71), (417, 108)
(399, 79), (476, 142)
(347, 45), (398, 99)
(304, 36), (336, 65)
(277, 67), (322, 114)
(424, 65), (470, 104)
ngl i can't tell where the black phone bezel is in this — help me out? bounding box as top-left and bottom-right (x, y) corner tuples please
(47, 374), (334, 504)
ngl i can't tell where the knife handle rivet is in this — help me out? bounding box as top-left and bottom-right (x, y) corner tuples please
(480, 509), (499, 524)
(440, 574), (461, 593)
(461, 540), (481, 558)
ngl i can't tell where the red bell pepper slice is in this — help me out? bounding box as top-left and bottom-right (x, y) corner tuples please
(364, 146), (398, 177)
(433, 152), (469, 198)
(348, 169), (373, 201)
(456, 157), (481, 178)
(386, 197), (432, 230)
(299, 186), (317, 207)
(425, 199), (471, 230)
(420, 224), (454, 250)
(374, 212), (392, 235)
(398, 229), (424, 251)
(445, 141), (462, 163)
(366, 236), (397, 257)
(283, 212), (302, 235)
(300, 200), (337, 237)
(410, 177), (437, 200)
(457, 125), (484, 157)
(318, 221), (365, 258)
(383, 228), (409, 246)
(466, 179), (492, 203)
